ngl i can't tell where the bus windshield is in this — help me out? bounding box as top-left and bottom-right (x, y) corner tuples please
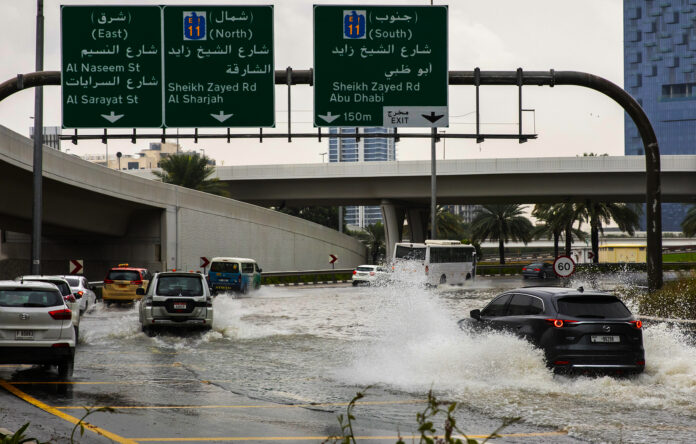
(394, 246), (426, 261)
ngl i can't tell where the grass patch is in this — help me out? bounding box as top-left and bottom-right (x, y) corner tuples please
(663, 252), (696, 262)
(638, 271), (696, 319)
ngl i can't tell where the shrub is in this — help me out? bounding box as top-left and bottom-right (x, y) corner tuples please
(638, 271), (696, 319)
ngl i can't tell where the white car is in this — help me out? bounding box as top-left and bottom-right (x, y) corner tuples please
(0, 280), (76, 378)
(351, 265), (389, 286)
(18, 276), (81, 338)
(60, 275), (97, 314)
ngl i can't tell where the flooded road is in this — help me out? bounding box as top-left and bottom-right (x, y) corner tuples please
(2, 275), (696, 443)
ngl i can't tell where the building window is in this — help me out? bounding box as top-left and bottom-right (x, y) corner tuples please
(661, 82), (696, 100)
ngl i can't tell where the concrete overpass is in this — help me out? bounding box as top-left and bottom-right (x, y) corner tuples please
(131, 156), (696, 258)
(0, 125), (366, 280)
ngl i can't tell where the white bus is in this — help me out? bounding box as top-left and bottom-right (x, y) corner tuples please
(392, 240), (477, 286)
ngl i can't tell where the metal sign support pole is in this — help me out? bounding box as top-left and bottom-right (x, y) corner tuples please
(430, 127), (437, 240)
(30, 0), (44, 275)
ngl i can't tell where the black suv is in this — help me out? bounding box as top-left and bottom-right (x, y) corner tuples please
(463, 287), (645, 374)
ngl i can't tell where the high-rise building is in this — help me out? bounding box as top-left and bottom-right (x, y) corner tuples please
(328, 127), (396, 228)
(624, 0), (696, 231)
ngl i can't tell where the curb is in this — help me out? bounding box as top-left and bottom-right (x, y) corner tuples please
(265, 280), (349, 287)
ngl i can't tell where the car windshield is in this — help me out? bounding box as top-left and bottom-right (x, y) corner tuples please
(0, 289), (63, 307)
(527, 263), (543, 267)
(210, 262), (240, 273)
(395, 246), (426, 261)
(556, 296), (631, 318)
(64, 277), (80, 287)
(156, 276), (204, 296)
(107, 270), (140, 281)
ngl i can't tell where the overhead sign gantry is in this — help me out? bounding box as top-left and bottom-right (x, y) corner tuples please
(61, 5), (275, 129)
(313, 5), (448, 128)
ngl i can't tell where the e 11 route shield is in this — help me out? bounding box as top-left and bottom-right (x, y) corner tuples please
(61, 6), (163, 128)
(313, 5), (448, 128)
(163, 6), (275, 128)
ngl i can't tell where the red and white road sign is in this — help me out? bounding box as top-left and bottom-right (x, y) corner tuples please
(329, 254), (338, 264)
(200, 257), (210, 268)
(553, 256), (576, 278)
(69, 259), (83, 275)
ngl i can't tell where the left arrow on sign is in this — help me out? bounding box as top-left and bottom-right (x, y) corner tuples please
(211, 111), (234, 123)
(101, 111), (124, 123)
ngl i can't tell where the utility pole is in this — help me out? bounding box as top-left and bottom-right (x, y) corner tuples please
(31, 0), (44, 274)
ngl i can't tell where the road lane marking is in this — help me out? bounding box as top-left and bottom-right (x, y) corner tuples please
(130, 432), (568, 441)
(54, 400), (424, 410)
(0, 380), (137, 444)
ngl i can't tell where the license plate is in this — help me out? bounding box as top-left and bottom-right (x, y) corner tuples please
(591, 335), (620, 343)
(16, 330), (34, 340)
(173, 303), (187, 310)
(219, 279), (228, 282)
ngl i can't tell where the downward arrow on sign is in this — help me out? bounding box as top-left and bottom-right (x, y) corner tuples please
(211, 111), (234, 123)
(101, 111), (124, 123)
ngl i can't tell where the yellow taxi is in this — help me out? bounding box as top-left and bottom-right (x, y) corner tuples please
(102, 264), (151, 304)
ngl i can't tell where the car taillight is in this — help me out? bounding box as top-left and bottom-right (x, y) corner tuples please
(238, 276), (241, 282)
(49, 309), (72, 320)
(132, 280), (143, 285)
(64, 295), (76, 303)
(425, 265), (429, 275)
(522, 268), (527, 271)
(104, 279), (114, 284)
(353, 270), (357, 275)
(545, 319), (578, 328)
(533, 268), (541, 271)
(636, 360), (645, 366)
(51, 343), (70, 348)
(553, 360), (570, 365)
(76, 291), (84, 297)
(369, 271), (375, 276)
(630, 320), (643, 329)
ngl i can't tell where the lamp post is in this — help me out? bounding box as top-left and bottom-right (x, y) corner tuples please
(320, 152), (327, 163)
(116, 151), (122, 170)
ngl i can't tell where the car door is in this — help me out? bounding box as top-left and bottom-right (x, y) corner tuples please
(502, 293), (546, 344)
(477, 294), (512, 331)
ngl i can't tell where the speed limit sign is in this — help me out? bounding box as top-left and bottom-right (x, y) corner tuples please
(553, 256), (576, 278)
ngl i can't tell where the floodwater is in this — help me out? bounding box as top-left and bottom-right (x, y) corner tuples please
(75, 274), (696, 443)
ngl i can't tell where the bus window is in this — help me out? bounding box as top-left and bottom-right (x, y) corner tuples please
(395, 246), (426, 261)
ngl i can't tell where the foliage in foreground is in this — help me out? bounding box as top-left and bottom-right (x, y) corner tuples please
(638, 271), (696, 319)
(0, 406), (114, 444)
(325, 389), (518, 444)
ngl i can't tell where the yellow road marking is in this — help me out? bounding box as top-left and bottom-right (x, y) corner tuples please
(0, 380), (137, 444)
(130, 432), (568, 442)
(55, 400), (423, 410)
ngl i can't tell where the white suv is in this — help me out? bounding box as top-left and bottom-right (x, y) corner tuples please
(18, 276), (81, 338)
(138, 272), (213, 335)
(352, 265), (389, 286)
(0, 280), (76, 377)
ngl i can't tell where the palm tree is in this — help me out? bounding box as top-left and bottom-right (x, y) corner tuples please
(471, 204), (533, 264)
(576, 201), (640, 263)
(153, 153), (229, 197)
(350, 222), (385, 264)
(434, 206), (467, 240)
(532, 203), (586, 258)
(683, 206), (696, 237)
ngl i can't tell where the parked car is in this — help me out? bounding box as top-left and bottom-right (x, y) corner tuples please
(522, 262), (555, 279)
(17, 276), (81, 338)
(463, 286), (645, 374)
(138, 272), (213, 335)
(207, 257), (262, 294)
(102, 265), (151, 304)
(0, 280), (76, 377)
(352, 265), (389, 286)
(60, 275), (97, 314)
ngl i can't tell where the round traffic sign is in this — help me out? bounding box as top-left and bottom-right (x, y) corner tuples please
(553, 256), (576, 278)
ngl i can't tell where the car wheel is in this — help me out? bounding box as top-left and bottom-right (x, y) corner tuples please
(74, 326), (79, 342)
(541, 272), (547, 279)
(142, 325), (156, 337)
(352, 281), (359, 286)
(439, 275), (447, 285)
(522, 275), (529, 280)
(57, 357), (74, 379)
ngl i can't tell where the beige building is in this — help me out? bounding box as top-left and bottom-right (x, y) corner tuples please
(82, 142), (213, 170)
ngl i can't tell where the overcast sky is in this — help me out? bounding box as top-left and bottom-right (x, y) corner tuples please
(0, 0), (624, 165)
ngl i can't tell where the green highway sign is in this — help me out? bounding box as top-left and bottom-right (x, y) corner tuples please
(61, 6), (163, 128)
(61, 5), (274, 129)
(313, 5), (448, 128)
(163, 6), (275, 127)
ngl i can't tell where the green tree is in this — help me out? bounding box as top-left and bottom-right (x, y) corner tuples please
(349, 222), (385, 264)
(434, 206), (468, 240)
(471, 204), (533, 264)
(153, 152), (229, 197)
(277, 206), (341, 230)
(576, 201), (640, 263)
(682, 206), (696, 237)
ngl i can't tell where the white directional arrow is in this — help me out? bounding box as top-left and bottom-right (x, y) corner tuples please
(101, 111), (124, 123)
(318, 112), (340, 123)
(211, 111), (234, 123)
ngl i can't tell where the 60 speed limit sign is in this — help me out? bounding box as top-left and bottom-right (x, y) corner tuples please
(553, 256), (576, 278)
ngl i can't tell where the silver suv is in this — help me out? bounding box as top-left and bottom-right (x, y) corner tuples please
(0, 280), (76, 378)
(138, 272), (213, 335)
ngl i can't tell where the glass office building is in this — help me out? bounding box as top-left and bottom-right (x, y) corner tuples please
(328, 127), (396, 228)
(624, 0), (696, 231)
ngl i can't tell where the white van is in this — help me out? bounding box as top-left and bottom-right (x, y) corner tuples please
(392, 240), (476, 286)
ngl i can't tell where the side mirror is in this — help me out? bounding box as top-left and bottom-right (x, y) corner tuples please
(470, 309), (481, 320)
(258, 268), (263, 273)
(73, 292), (82, 299)
(136, 288), (145, 296)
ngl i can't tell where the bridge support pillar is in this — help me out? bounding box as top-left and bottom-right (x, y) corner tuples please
(381, 201), (405, 262)
(406, 208), (429, 244)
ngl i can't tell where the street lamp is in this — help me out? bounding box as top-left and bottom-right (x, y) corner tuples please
(199, 148), (205, 158)
(116, 151), (122, 170)
(320, 152), (327, 163)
